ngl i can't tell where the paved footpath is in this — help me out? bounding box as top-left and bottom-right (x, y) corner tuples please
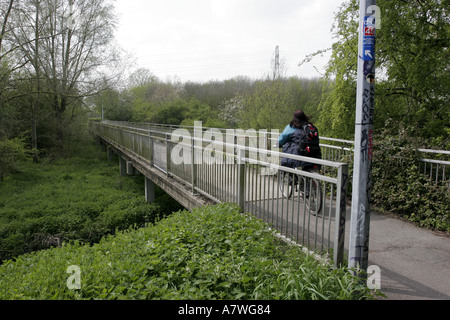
(367, 210), (450, 300)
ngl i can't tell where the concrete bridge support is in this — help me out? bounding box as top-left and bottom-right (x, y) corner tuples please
(145, 177), (155, 203)
(107, 146), (114, 162)
(119, 156), (127, 177)
(127, 162), (136, 176)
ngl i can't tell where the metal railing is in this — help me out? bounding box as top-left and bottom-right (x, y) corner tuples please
(93, 121), (449, 266)
(103, 120), (355, 165)
(417, 149), (450, 188)
(105, 121), (450, 184)
(93, 121), (350, 266)
(99, 121), (450, 189)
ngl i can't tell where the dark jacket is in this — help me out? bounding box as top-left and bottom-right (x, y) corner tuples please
(279, 124), (315, 169)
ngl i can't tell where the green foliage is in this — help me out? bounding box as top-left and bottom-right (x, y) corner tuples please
(317, 0), (449, 144)
(0, 142), (173, 263)
(370, 129), (450, 232)
(241, 80), (294, 130)
(96, 89), (133, 122)
(377, 0), (449, 139)
(0, 137), (31, 181)
(239, 78), (326, 131)
(342, 128), (450, 233)
(179, 98), (228, 128)
(95, 72), (327, 132)
(317, 79), (356, 139)
(315, 0), (359, 139)
(182, 77), (255, 111)
(0, 203), (375, 300)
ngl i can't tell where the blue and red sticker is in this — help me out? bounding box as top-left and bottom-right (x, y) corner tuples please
(362, 16), (376, 61)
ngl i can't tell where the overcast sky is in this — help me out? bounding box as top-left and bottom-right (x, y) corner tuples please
(114, 0), (346, 83)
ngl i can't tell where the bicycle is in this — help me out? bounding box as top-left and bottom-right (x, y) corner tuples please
(278, 166), (323, 215)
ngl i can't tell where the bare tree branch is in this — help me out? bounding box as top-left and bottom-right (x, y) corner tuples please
(0, 0), (15, 57)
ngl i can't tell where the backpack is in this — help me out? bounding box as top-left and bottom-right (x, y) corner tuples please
(298, 123), (322, 159)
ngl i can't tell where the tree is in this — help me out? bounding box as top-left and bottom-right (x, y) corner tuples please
(219, 95), (245, 128)
(10, 0), (121, 154)
(376, 0), (449, 146)
(312, 0), (359, 139)
(315, 0), (449, 146)
(125, 71), (180, 123)
(127, 68), (159, 89)
(0, 0), (15, 60)
(240, 79), (295, 131)
(0, 0), (23, 140)
(96, 88), (133, 122)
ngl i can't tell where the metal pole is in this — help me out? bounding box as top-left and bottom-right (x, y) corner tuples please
(237, 147), (246, 213)
(166, 134), (171, 177)
(191, 137), (197, 194)
(349, 0), (378, 277)
(334, 164), (349, 267)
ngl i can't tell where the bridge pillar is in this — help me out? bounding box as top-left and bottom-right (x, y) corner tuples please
(119, 157), (127, 177)
(145, 177), (155, 203)
(107, 146), (113, 162)
(127, 162), (136, 175)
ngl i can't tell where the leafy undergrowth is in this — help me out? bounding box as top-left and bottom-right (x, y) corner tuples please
(0, 203), (374, 300)
(0, 143), (180, 263)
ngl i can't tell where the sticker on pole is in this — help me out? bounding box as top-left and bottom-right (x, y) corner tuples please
(362, 16), (375, 61)
(363, 47), (375, 61)
(364, 26), (375, 37)
(364, 16), (376, 34)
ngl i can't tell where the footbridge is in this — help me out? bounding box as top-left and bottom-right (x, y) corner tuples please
(92, 121), (352, 266)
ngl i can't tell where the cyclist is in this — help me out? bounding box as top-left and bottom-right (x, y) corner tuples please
(278, 110), (322, 199)
(278, 110), (319, 172)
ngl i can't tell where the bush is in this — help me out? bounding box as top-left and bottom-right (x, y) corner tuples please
(371, 130), (449, 232)
(0, 204), (375, 300)
(340, 129), (449, 233)
(0, 142), (169, 263)
(0, 137), (31, 181)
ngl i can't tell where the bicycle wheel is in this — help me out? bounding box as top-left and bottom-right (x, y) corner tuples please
(278, 171), (293, 199)
(305, 178), (323, 214)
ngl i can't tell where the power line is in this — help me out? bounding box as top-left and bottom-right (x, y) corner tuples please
(129, 46), (327, 82)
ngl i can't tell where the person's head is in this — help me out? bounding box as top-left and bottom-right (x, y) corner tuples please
(290, 110), (311, 129)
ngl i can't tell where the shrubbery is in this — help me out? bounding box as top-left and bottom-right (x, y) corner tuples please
(371, 131), (449, 232)
(343, 130), (449, 233)
(0, 137), (31, 181)
(0, 144), (176, 263)
(0, 203), (375, 300)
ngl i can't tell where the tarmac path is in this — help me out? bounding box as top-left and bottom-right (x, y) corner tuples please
(367, 209), (450, 300)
